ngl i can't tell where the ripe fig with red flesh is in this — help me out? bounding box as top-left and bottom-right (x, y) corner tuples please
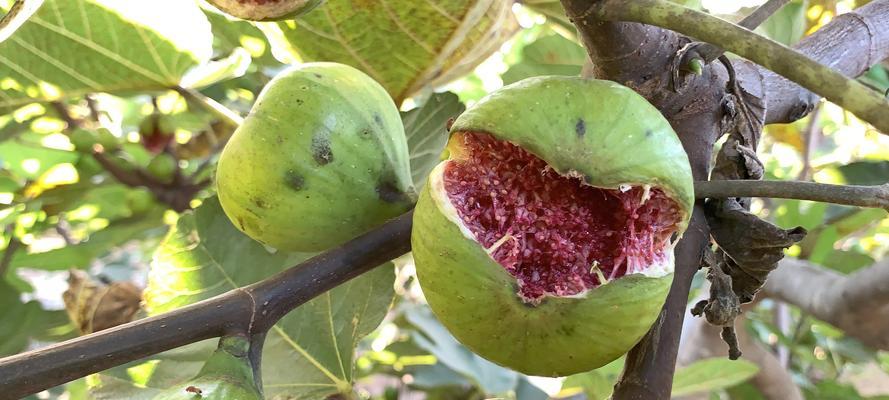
(412, 77), (694, 376)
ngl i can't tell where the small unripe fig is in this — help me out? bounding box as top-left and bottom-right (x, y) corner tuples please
(206, 0), (324, 21)
(126, 188), (155, 215)
(70, 128), (119, 152)
(217, 62), (413, 252)
(412, 77), (694, 376)
(153, 335), (261, 400)
(147, 153), (178, 184)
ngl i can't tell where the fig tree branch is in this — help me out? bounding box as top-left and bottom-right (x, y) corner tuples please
(0, 211), (413, 399)
(562, 1), (889, 398)
(763, 257), (889, 350)
(694, 180), (889, 210)
(591, 0), (889, 134)
(685, 0), (791, 64)
(763, 1), (889, 123)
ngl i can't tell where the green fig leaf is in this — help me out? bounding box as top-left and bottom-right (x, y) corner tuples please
(90, 340), (216, 399)
(404, 305), (518, 394)
(141, 197), (395, 398)
(671, 358), (759, 397)
(259, 0), (516, 103)
(0, 0), (212, 113)
(402, 91), (464, 189)
(0, 280), (69, 357)
(7, 210), (166, 271)
(755, 0), (806, 46)
(203, 10), (278, 67)
(501, 34), (586, 85)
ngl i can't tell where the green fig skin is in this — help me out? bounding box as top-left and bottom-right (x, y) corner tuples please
(217, 62), (413, 252)
(412, 76), (694, 377)
(207, 0), (324, 21)
(147, 153), (178, 184)
(153, 336), (261, 400)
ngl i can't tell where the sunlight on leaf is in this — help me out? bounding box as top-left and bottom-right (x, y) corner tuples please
(672, 358), (759, 397)
(0, 0), (212, 112)
(143, 197), (396, 399)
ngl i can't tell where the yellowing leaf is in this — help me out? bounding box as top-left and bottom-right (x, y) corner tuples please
(261, 0), (517, 103)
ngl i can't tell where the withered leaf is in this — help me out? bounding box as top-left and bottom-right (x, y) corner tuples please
(706, 198), (807, 303)
(63, 269), (142, 334)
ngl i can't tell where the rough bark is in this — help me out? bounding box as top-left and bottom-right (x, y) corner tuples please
(560, 0), (889, 397)
(764, 1), (889, 123)
(763, 257), (889, 350)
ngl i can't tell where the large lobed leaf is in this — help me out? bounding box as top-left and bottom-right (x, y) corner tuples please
(142, 197), (395, 399)
(260, 0), (516, 103)
(0, 0), (212, 113)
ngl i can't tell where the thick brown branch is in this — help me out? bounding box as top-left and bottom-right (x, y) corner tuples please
(694, 180), (889, 210)
(593, 0), (889, 133)
(763, 257), (889, 350)
(0, 212), (413, 399)
(764, 1), (889, 123)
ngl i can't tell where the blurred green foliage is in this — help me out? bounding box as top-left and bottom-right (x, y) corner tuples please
(0, 0), (887, 399)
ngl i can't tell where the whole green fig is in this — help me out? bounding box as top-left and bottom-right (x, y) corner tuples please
(147, 153), (178, 184)
(153, 335), (261, 399)
(412, 77), (694, 377)
(216, 62), (413, 252)
(206, 0), (323, 21)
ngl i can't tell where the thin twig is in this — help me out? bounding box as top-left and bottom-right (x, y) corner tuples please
(0, 226), (21, 277)
(694, 0), (791, 62)
(174, 86), (244, 128)
(694, 180), (889, 210)
(797, 103), (823, 181)
(50, 101), (82, 130)
(85, 95), (101, 123)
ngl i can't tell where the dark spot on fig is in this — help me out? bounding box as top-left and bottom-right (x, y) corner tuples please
(311, 134), (333, 165)
(575, 118), (586, 136)
(645, 129), (653, 138)
(313, 73), (322, 78)
(558, 324), (576, 336)
(376, 179), (407, 203)
(285, 170), (305, 191)
(295, 99), (304, 106)
(236, 217), (247, 231)
(373, 113), (384, 127)
(252, 197), (269, 209)
(276, 136), (284, 144)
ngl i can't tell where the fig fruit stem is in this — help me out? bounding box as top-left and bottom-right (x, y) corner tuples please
(695, 180), (889, 211)
(175, 86), (244, 128)
(590, 0), (889, 134)
(0, 211), (414, 399)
